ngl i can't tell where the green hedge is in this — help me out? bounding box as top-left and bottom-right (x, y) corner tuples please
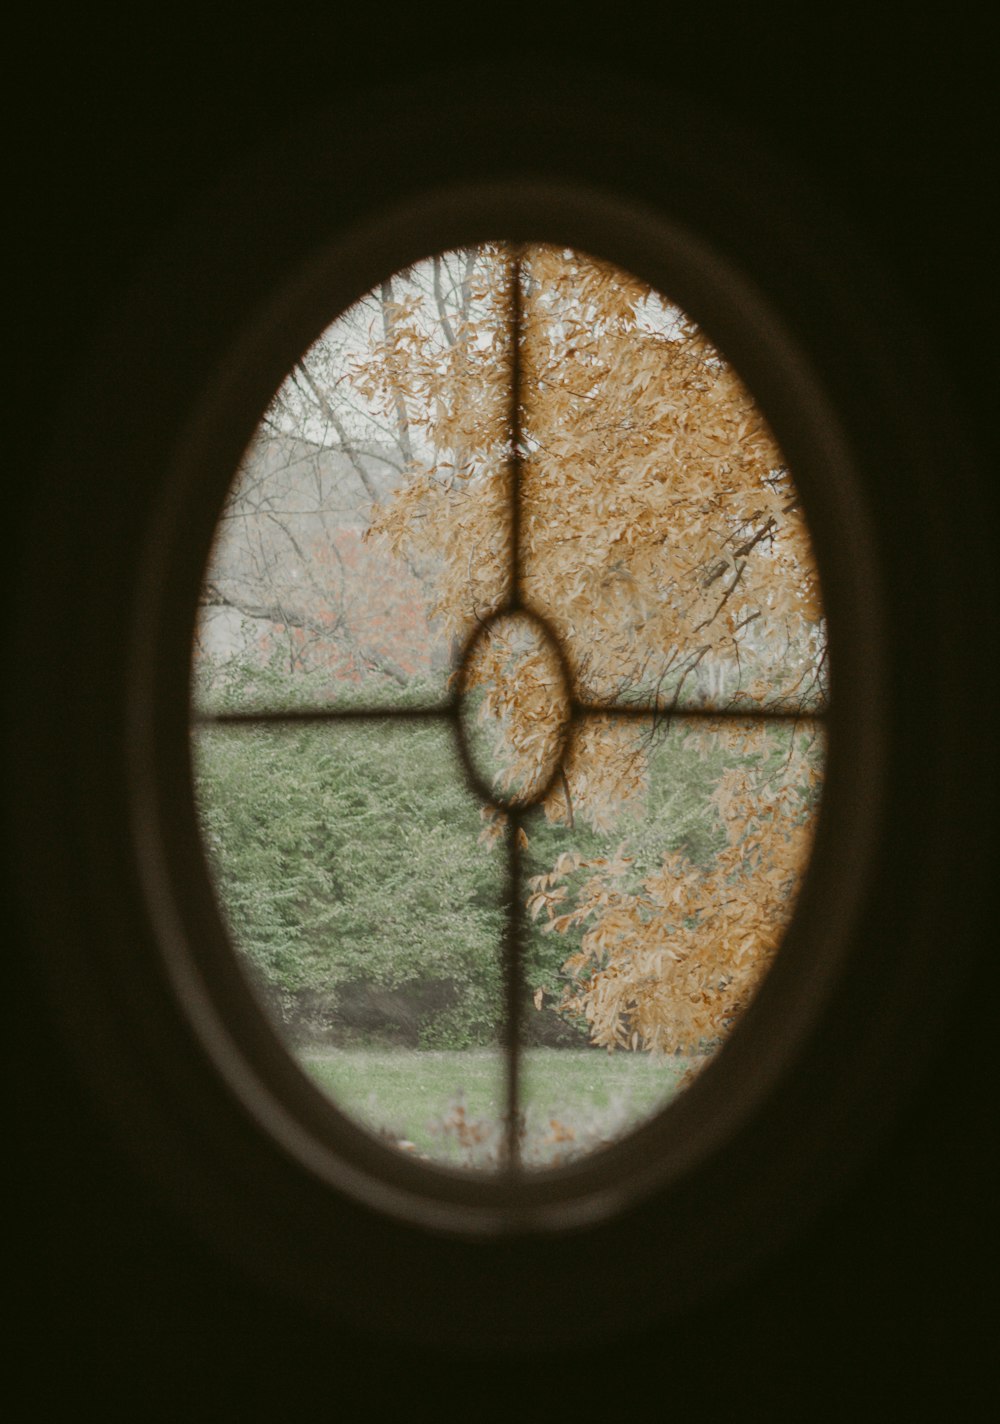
(192, 656), (799, 1048)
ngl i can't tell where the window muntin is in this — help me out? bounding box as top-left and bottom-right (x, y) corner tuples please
(191, 243), (826, 1173)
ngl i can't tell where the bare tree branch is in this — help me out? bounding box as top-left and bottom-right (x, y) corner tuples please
(200, 583), (409, 685)
(292, 362), (382, 503)
(379, 277), (415, 467)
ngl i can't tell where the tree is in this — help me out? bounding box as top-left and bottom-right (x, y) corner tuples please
(364, 243), (827, 1052)
(195, 242), (827, 1055)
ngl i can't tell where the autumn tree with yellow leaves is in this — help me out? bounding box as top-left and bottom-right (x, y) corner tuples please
(357, 242), (826, 1054)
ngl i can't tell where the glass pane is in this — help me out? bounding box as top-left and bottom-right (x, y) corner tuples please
(192, 249), (512, 717)
(191, 718), (507, 1169)
(518, 715), (825, 1168)
(517, 245), (826, 716)
(458, 611), (570, 808)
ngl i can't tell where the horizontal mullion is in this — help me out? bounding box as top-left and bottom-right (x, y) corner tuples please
(193, 701), (827, 729)
(573, 700), (827, 723)
(192, 702), (455, 728)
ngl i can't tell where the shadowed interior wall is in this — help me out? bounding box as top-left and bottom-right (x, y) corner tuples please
(7, 15), (995, 1415)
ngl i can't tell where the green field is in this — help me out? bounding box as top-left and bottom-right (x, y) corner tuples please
(301, 1045), (703, 1168)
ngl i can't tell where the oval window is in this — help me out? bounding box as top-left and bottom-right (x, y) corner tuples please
(191, 243), (826, 1173)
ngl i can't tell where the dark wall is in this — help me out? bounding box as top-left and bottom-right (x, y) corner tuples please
(9, 16), (995, 1416)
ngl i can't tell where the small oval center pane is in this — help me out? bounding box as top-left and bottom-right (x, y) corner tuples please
(456, 611), (571, 810)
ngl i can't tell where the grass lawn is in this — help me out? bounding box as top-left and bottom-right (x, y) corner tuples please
(300, 1045), (702, 1168)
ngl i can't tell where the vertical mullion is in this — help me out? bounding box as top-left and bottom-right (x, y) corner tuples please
(508, 242), (524, 611)
(502, 810), (525, 1175)
(502, 243), (525, 1174)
